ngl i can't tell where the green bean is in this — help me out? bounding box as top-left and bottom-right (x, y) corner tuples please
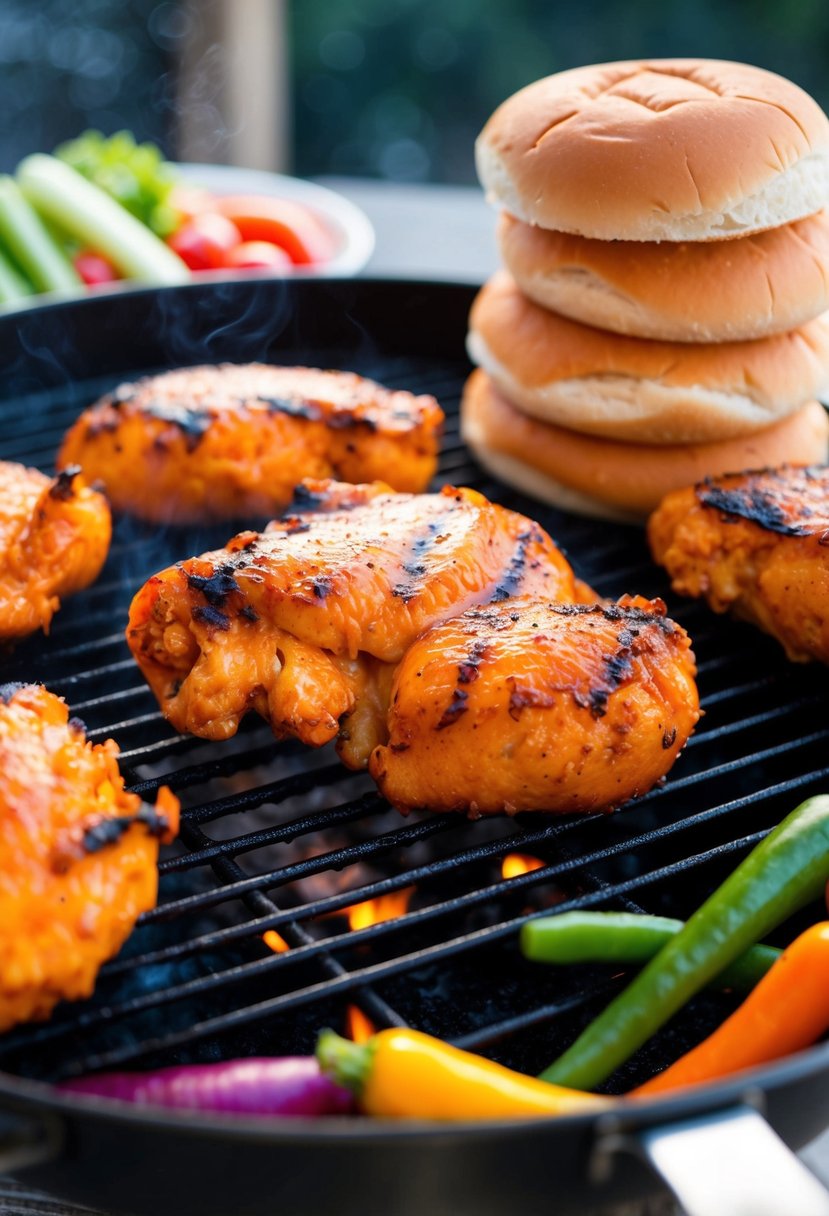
(521, 911), (780, 991)
(540, 795), (829, 1090)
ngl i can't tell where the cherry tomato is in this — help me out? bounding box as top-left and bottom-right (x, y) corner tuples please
(222, 241), (294, 271)
(74, 251), (119, 285)
(168, 213), (243, 271)
(214, 195), (336, 264)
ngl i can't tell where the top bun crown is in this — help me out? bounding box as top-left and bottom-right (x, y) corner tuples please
(476, 59), (829, 241)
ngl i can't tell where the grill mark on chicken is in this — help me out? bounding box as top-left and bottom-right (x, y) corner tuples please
(79, 802), (176, 857)
(192, 604), (231, 631)
(393, 509), (457, 602)
(458, 637), (491, 684)
(698, 483), (810, 536)
(490, 527), (543, 601)
(258, 394), (324, 422)
(138, 400), (213, 450)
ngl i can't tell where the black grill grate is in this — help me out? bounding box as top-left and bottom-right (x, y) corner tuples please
(1, 281), (826, 1094)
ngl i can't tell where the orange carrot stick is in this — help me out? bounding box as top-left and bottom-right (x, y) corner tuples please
(635, 921), (829, 1096)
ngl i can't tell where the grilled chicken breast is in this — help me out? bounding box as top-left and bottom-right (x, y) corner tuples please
(127, 479), (589, 767)
(371, 596), (699, 816)
(59, 364), (444, 523)
(649, 465), (829, 663)
(0, 683), (179, 1032)
(0, 462), (111, 640)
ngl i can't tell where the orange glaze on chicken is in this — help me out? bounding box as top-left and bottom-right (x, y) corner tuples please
(649, 465), (829, 664)
(0, 462), (111, 640)
(58, 364), (445, 523)
(371, 596), (700, 816)
(126, 479), (590, 767)
(0, 683), (179, 1032)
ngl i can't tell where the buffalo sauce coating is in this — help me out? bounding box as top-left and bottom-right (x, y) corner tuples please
(126, 479), (587, 760)
(0, 683), (179, 1032)
(58, 364), (445, 523)
(370, 595), (700, 816)
(0, 462), (111, 639)
(648, 465), (829, 663)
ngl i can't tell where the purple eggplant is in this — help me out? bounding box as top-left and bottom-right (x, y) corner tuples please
(60, 1056), (354, 1117)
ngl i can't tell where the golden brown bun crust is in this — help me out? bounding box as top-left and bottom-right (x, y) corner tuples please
(477, 59), (829, 241)
(468, 271), (829, 443)
(460, 369), (829, 520)
(499, 211), (829, 342)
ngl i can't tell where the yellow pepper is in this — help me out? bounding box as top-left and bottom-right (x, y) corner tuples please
(316, 1027), (610, 1120)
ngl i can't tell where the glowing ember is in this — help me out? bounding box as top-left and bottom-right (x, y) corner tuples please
(346, 1005), (376, 1043)
(262, 929), (290, 953)
(501, 853), (544, 880)
(346, 887), (414, 932)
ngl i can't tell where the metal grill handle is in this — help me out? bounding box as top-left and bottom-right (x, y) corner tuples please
(632, 1106), (829, 1216)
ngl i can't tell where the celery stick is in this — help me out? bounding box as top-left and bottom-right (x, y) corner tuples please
(0, 176), (80, 292)
(0, 244), (33, 303)
(17, 154), (188, 285)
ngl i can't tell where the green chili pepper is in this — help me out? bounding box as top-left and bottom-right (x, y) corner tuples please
(540, 794), (829, 1090)
(521, 911), (780, 992)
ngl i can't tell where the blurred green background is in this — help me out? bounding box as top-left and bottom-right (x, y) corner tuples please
(1, 0), (828, 180)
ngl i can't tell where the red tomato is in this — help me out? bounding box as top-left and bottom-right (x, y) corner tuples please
(74, 252), (119, 285)
(168, 213), (243, 271)
(222, 241), (293, 271)
(214, 195), (336, 265)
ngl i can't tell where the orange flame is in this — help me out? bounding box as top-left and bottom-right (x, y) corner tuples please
(346, 1005), (376, 1043)
(262, 929), (290, 953)
(501, 853), (544, 880)
(345, 887), (414, 932)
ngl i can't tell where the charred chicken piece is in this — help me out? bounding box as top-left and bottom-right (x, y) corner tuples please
(0, 462), (111, 640)
(370, 596), (699, 817)
(127, 479), (590, 767)
(0, 683), (179, 1032)
(58, 363), (444, 523)
(648, 465), (829, 663)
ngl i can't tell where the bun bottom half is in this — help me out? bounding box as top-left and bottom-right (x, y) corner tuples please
(461, 370), (829, 522)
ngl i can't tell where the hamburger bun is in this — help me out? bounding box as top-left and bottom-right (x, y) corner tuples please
(468, 271), (829, 444)
(498, 210), (829, 342)
(461, 369), (829, 522)
(476, 59), (829, 242)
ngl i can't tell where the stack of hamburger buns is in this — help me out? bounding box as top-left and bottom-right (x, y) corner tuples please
(462, 59), (829, 521)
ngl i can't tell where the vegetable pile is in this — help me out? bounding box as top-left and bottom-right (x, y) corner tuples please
(61, 794), (829, 1122)
(0, 130), (339, 308)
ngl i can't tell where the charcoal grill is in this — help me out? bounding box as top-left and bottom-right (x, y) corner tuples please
(0, 278), (828, 1216)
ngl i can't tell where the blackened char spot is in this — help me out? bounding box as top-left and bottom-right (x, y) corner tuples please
(311, 574), (334, 599)
(436, 688), (468, 730)
(458, 637), (490, 684)
(141, 401), (212, 452)
(392, 583), (417, 602)
(258, 395), (323, 422)
(240, 604), (259, 622)
(0, 682), (25, 704)
(281, 516), (311, 534)
(662, 727), (678, 749)
(49, 466), (81, 500)
(290, 483), (328, 510)
(698, 483), (810, 536)
(192, 604), (231, 630)
(186, 563), (241, 607)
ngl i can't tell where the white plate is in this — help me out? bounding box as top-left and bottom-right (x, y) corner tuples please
(177, 164), (375, 277)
